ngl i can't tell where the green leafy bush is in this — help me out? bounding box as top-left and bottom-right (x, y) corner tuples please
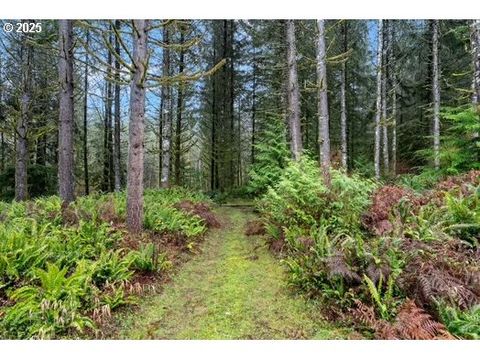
(259, 157), (328, 229)
(256, 152), (480, 337)
(142, 188), (209, 238)
(399, 181), (480, 246)
(398, 170), (442, 192)
(144, 206), (206, 237)
(247, 115), (289, 196)
(257, 156), (383, 308)
(91, 250), (134, 287)
(438, 304), (480, 339)
(442, 188), (480, 245)
(0, 188), (209, 339)
(127, 243), (171, 273)
(329, 171), (377, 235)
(259, 156), (376, 235)
(416, 106), (480, 176)
(1, 262), (95, 339)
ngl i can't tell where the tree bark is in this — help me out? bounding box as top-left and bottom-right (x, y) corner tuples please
(83, 30), (90, 195)
(158, 75), (164, 187)
(210, 27), (217, 191)
(285, 20), (302, 161)
(174, 30), (185, 186)
(15, 31), (32, 201)
(209, 20), (235, 191)
(161, 25), (172, 188)
(113, 20), (122, 192)
(0, 55), (3, 173)
(0, 132), (4, 173)
(472, 20), (480, 107)
(340, 21), (348, 169)
(381, 21), (389, 175)
(388, 20), (397, 176)
(251, 47), (257, 166)
(127, 19), (148, 233)
(432, 20), (441, 171)
(58, 20), (75, 204)
(374, 20), (383, 179)
(316, 20), (331, 176)
(469, 20), (480, 160)
(228, 20), (235, 189)
(155, 24), (166, 188)
(35, 69), (47, 167)
(103, 28), (114, 192)
(237, 104), (242, 186)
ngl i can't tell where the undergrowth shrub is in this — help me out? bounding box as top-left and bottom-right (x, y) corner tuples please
(259, 156), (376, 234)
(442, 187), (480, 246)
(427, 107), (480, 175)
(1, 262), (95, 339)
(398, 171), (442, 192)
(438, 303), (480, 339)
(144, 205), (206, 237)
(0, 187), (211, 339)
(127, 243), (171, 273)
(257, 156), (480, 338)
(258, 156), (389, 309)
(247, 115), (289, 196)
(353, 299), (453, 339)
(259, 157), (329, 229)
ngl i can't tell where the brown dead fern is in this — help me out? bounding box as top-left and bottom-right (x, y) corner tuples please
(326, 252), (361, 284)
(351, 299), (454, 339)
(390, 300), (454, 340)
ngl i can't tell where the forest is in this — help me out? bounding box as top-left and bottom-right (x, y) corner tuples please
(0, 19), (479, 340)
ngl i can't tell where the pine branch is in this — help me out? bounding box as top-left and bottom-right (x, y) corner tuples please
(149, 58), (227, 87)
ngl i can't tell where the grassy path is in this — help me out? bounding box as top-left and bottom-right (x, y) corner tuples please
(115, 206), (354, 339)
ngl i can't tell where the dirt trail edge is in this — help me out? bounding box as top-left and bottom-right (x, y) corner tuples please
(113, 206), (355, 339)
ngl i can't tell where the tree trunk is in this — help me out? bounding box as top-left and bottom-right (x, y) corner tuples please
(381, 20), (389, 176)
(472, 20), (480, 107)
(127, 19), (148, 233)
(155, 23), (166, 188)
(35, 72), (47, 167)
(389, 20), (397, 176)
(469, 20), (480, 161)
(228, 20), (235, 189)
(432, 20), (441, 171)
(83, 30), (90, 195)
(374, 20), (383, 179)
(113, 20), (122, 192)
(285, 20), (302, 161)
(0, 54), (3, 173)
(58, 20), (75, 204)
(316, 20), (331, 177)
(210, 28), (217, 191)
(210, 33), (218, 191)
(103, 29), (114, 192)
(0, 133), (4, 173)
(174, 30), (185, 186)
(251, 48), (257, 165)
(209, 20), (235, 191)
(340, 21), (348, 169)
(161, 25), (172, 188)
(211, 81), (216, 191)
(237, 105), (242, 186)
(15, 31), (32, 201)
(158, 79), (164, 187)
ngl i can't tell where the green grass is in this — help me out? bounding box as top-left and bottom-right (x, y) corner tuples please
(114, 206), (356, 339)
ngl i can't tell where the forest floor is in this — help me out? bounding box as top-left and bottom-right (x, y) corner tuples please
(112, 206), (357, 339)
